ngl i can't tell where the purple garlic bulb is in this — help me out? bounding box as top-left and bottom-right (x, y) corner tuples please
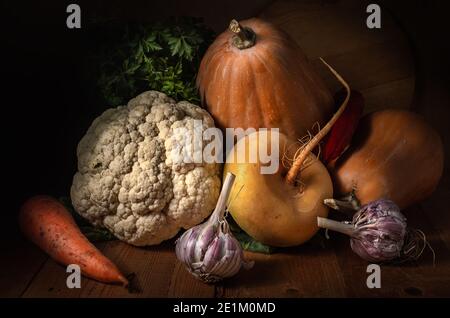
(175, 173), (254, 283)
(318, 199), (408, 262)
(350, 199), (407, 262)
(175, 218), (251, 283)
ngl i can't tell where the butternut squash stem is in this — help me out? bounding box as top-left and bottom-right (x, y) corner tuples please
(324, 193), (360, 213)
(229, 19), (256, 49)
(324, 198), (358, 212)
(286, 58), (351, 185)
(317, 217), (355, 237)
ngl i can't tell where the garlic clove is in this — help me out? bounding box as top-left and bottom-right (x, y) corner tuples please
(202, 236), (223, 272)
(219, 236), (244, 274)
(209, 250), (241, 278)
(194, 224), (216, 262)
(179, 227), (199, 264)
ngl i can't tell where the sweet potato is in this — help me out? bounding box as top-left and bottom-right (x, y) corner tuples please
(19, 195), (128, 286)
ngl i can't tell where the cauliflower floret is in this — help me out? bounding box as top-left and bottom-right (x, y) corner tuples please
(71, 91), (221, 246)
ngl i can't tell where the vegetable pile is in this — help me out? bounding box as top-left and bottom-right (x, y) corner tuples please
(224, 58), (348, 247)
(19, 16), (444, 287)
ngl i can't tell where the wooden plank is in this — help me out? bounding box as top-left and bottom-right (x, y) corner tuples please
(167, 261), (215, 298)
(21, 239), (216, 298)
(420, 187), (450, 251)
(19, 204), (450, 298)
(310, 40), (414, 93)
(84, 240), (215, 297)
(360, 77), (415, 114)
(333, 205), (450, 297)
(22, 241), (114, 298)
(0, 234), (48, 298)
(394, 205), (450, 297)
(261, 0), (406, 59)
(261, 0), (415, 113)
(21, 257), (86, 298)
(221, 239), (347, 298)
(23, 240), (174, 297)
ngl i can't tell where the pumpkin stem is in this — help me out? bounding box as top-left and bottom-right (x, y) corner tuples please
(286, 58), (351, 186)
(229, 19), (256, 49)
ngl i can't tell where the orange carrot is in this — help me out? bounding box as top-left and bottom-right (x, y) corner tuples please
(19, 195), (128, 286)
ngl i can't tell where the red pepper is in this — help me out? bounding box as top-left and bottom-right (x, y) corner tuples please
(322, 89), (364, 165)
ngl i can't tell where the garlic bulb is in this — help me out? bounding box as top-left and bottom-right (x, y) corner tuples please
(175, 173), (254, 283)
(318, 199), (409, 262)
(351, 199), (407, 262)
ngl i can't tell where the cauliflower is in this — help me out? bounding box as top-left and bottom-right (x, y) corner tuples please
(71, 91), (221, 246)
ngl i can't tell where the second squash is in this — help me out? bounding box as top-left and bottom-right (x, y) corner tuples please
(196, 18), (333, 140)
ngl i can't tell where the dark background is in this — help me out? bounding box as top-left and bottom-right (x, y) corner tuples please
(2, 0), (449, 241)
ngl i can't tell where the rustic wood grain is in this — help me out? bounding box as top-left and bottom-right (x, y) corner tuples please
(310, 40), (414, 94)
(22, 242), (121, 298)
(0, 234), (48, 298)
(22, 241), (172, 297)
(168, 261), (215, 298)
(221, 240), (347, 298)
(21, 256), (86, 298)
(361, 78), (415, 113)
(20, 239), (216, 298)
(19, 217), (450, 298)
(17, 200), (450, 298)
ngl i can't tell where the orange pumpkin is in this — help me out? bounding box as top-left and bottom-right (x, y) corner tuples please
(196, 18), (333, 140)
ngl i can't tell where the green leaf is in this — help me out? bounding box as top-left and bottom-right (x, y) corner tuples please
(143, 33), (162, 52)
(227, 214), (276, 254)
(86, 17), (215, 106)
(168, 38), (183, 57)
(233, 231), (277, 254)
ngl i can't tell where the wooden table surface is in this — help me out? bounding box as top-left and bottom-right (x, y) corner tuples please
(2, 0), (449, 298)
(3, 196), (450, 298)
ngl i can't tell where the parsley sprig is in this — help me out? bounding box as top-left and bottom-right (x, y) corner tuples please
(87, 17), (214, 106)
